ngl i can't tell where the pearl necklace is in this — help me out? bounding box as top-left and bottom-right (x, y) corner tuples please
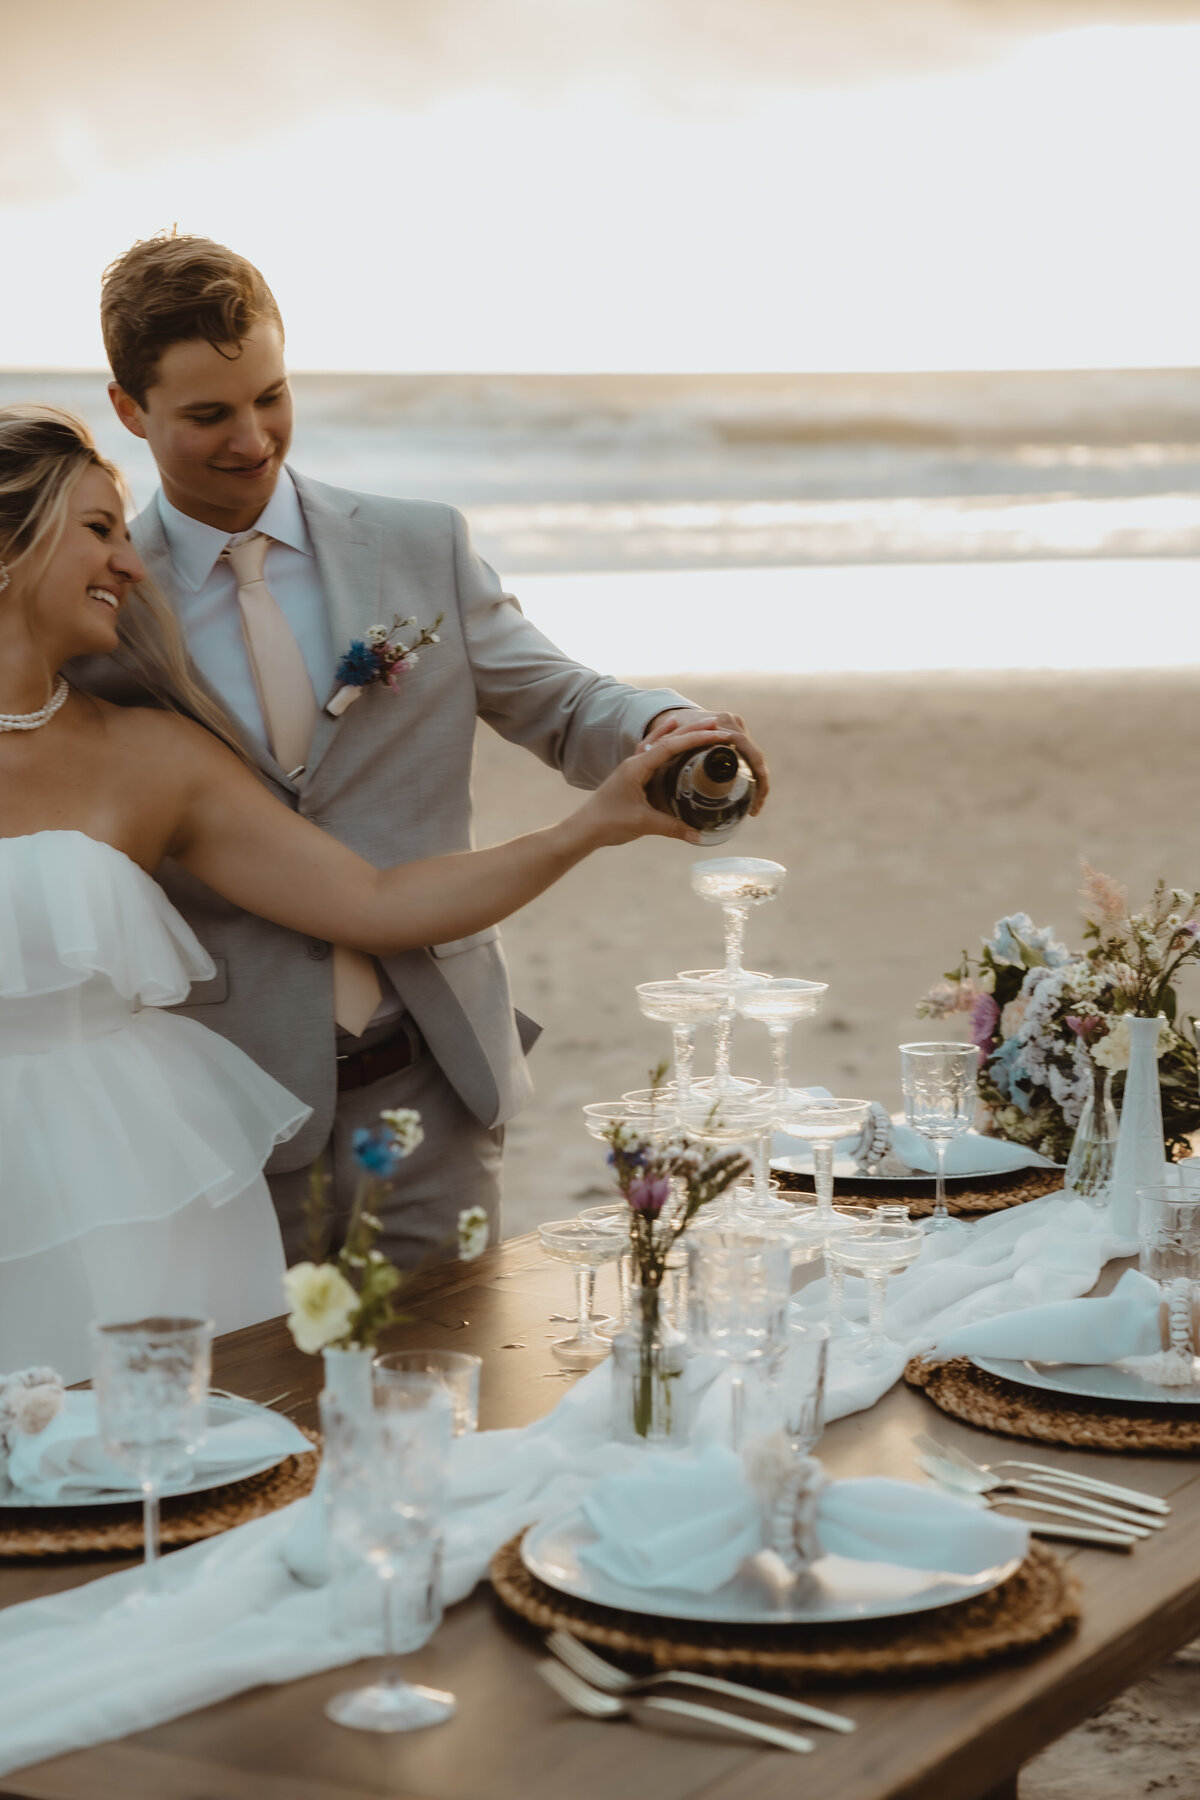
(0, 676), (70, 733)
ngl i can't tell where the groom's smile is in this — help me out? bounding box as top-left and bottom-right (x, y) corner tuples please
(110, 320), (293, 537)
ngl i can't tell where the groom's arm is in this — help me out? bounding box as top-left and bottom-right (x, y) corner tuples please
(451, 508), (768, 796)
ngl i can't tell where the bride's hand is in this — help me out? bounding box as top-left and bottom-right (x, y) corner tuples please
(571, 725), (733, 848)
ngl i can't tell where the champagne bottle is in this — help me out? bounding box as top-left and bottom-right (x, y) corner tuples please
(645, 742), (756, 844)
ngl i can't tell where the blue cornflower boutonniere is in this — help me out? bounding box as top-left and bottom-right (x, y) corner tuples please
(326, 612), (444, 717)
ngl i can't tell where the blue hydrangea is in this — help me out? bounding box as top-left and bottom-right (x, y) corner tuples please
(352, 1127), (399, 1175)
(984, 913), (1072, 972)
(335, 641), (380, 687)
(988, 1034), (1034, 1112)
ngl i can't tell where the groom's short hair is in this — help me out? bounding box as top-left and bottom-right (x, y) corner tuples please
(101, 232), (284, 407)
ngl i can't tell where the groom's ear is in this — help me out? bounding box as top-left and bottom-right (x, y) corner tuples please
(108, 380), (148, 442)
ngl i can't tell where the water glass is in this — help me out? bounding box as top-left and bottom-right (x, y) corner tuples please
(899, 1041), (980, 1231)
(323, 1372), (456, 1733)
(90, 1316), (213, 1601)
(778, 1319), (829, 1456)
(687, 1231), (792, 1446)
(374, 1350), (481, 1435)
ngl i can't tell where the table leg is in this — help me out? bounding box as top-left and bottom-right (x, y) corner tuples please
(980, 1778), (1019, 1800)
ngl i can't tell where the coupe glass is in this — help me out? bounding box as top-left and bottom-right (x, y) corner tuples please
(677, 968), (770, 1095)
(538, 1218), (625, 1366)
(323, 1372), (455, 1733)
(374, 1350), (482, 1436)
(687, 1231), (792, 1446)
(90, 1316), (213, 1603)
(825, 1222), (924, 1362)
(774, 1094), (872, 1233)
(678, 1087), (776, 1227)
(899, 1041), (980, 1231)
(689, 856), (787, 983)
(734, 978), (829, 1107)
(635, 979), (728, 1101)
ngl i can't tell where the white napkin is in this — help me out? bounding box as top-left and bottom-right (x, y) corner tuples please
(932, 1267), (1165, 1364)
(576, 1445), (1027, 1595)
(5, 1392), (312, 1502)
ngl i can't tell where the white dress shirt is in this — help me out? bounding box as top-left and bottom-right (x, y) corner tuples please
(157, 470), (402, 1034)
(156, 469), (337, 759)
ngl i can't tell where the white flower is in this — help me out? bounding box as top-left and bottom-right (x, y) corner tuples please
(429, 632), (441, 644)
(282, 1262), (360, 1354)
(978, 968), (996, 994)
(10, 1384), (62, 1436)
(457, 1206), (490, 1262)
(365, 624), (390, 646)
(379, 1107), (425, 1156)
(1092, 1014), (1171, 1073)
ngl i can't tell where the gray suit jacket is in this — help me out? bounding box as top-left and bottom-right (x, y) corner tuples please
(72, 471), (690, 1170)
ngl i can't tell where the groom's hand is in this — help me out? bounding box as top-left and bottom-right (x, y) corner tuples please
(641, 708), (769, 813)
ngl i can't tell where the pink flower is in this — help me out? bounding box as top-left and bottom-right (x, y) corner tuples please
(1066, 1014), (1107, 1047)
(1080, 862), (1127, 929)
(969, 993), (1000, 1057)
(627, 1174), (671, 1216)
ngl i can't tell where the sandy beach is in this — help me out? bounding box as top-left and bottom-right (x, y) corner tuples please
(476, 663), (1200, 1798)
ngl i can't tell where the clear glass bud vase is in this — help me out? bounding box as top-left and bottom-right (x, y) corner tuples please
(1064, 1053), (1118, 1209)
(610, 1285), (689, 1445)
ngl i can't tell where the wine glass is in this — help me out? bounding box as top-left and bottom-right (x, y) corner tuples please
(687, 1231), (792, 1447)
(899, 1041), (980, 1232)
(322, 1372), (456, 1733)
(635, 980), (728, 1101)
(538, 1218), (625, 1367)
(677, 968), (771, 1096)
(689, 857), (787, 983)
(89, 1316), (213, 1604)
(825, 1222), (924, 1362)
(734, 978), (829, 1107)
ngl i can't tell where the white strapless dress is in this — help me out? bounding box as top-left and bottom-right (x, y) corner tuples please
(0, 832), (311, 1382)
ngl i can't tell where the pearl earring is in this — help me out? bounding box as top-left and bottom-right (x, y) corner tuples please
(0, 562), (9, 595)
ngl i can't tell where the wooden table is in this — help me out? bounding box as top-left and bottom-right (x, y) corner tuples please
(2, 1233), (1198, 1800)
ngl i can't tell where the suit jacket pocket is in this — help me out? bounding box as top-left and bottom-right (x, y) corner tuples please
(431, 926), (502, 958)
(184, 956), (229, 1005)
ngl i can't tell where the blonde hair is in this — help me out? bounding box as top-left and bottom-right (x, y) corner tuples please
(0, 404), (245, 756)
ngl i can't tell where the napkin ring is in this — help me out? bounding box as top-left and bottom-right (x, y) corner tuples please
(744, 1435), (829, 1576)
(850, 1102), (893, 1173)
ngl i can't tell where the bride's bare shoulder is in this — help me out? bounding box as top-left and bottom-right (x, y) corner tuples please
(95, 699), (239, 769)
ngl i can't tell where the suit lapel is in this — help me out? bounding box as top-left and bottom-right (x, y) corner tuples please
(131, 498), (300, 797)
(291, 468), (384, 786)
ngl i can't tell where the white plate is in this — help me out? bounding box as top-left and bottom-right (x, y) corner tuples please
(769, 1153), (1044, 1187)
(0, 1394), (299, 1508)
(521, 1508), (1022, 1626)
(972, 1355), (1200, 1407)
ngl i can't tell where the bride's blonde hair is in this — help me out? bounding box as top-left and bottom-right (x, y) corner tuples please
(0, 404), (243, 755)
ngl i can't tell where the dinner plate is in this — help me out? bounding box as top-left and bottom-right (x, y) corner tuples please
(520, 1508), (1023, 1626)
(972, 1355), (1200, 1407)
(769, 1154), (1039, 1192)
(0, 1394), (300, 1508)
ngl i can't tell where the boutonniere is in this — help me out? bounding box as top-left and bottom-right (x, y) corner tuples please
(326, 613), (444, 717)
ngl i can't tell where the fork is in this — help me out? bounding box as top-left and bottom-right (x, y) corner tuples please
(546, 1630), (854, 1733)
(933, 1444), (1170, 1516)
(537, 1659), (814, 1753)
(916, 1455), (1141, 1548)
(913, 1436), (1165, 1532)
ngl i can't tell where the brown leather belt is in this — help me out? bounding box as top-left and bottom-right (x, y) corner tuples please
(336, 1024), (420, 1093)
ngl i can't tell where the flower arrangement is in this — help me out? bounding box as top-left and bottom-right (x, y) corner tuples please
(326, 613), (444, 717)
(283, 1106), (489, 1354)
(919, 867), (1200, 1162)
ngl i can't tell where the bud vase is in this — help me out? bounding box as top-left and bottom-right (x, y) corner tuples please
(1064, 1053), (1118, 1208)
(1109, 1016), (1166, 1239)
(610, 1286), (689, 1445)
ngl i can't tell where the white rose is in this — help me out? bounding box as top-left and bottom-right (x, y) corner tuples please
(282, 1262), (360, 1354)
(457, 1206), (490, 1262)
(1092, 1015), (1170, 1073)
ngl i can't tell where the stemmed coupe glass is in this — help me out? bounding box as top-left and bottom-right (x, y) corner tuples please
(773, 1096), (874, 1255)
(322, 1371), (456, 1733)
(734, 977), (829, 1109)
(538, 1218), (625, 1367)
(689, 857), (787, 983)
(825, 1222), (925, 1363)
(899, 1041), (980, 1232)
(89, 1316), (213, 1605)
(635, 980), (728, 1102)
(677, 969), (770, 1096)
(678, 1086), (776, 1227)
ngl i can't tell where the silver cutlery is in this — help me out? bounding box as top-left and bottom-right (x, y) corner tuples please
(943, 1447), (1169, 1516)
(913, 1436), (1165, 1532)
(545, 1629), (854, 1734)
(537, 1659), (815, 1753)
(917, 1458), (1140, 1548)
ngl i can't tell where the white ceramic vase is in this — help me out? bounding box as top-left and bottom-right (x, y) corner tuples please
(1108, 1016), (1166, 1239)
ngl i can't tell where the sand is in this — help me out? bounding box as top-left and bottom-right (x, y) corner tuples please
(471, 665), (1200, 1798)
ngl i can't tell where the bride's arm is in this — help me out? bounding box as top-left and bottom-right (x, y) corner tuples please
(166, 721), (722, 954)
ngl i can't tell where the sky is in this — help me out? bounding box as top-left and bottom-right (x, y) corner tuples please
(3, 0), (1200, 372)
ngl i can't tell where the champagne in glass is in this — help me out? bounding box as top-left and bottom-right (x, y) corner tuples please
(689, 857), (786, 985)
(734, 977), (828, 1106)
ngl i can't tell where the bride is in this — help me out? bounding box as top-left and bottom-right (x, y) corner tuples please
(0, 405), (718, 1381)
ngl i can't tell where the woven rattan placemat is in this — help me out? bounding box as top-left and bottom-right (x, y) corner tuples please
(775, 1166), (1063, 1218)
(489, 1533), (1077, 1685)
(907, 1357), (1200, 1453)
(0, 1427), (320, 1558)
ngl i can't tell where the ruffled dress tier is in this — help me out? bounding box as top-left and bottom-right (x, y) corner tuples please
(0, 832), (310, 1382)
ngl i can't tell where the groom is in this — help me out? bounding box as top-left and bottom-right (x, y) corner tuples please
(91, 232), (769, 1264)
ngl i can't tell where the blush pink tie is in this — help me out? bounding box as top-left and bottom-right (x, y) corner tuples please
(224, 532), (382, 1036)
